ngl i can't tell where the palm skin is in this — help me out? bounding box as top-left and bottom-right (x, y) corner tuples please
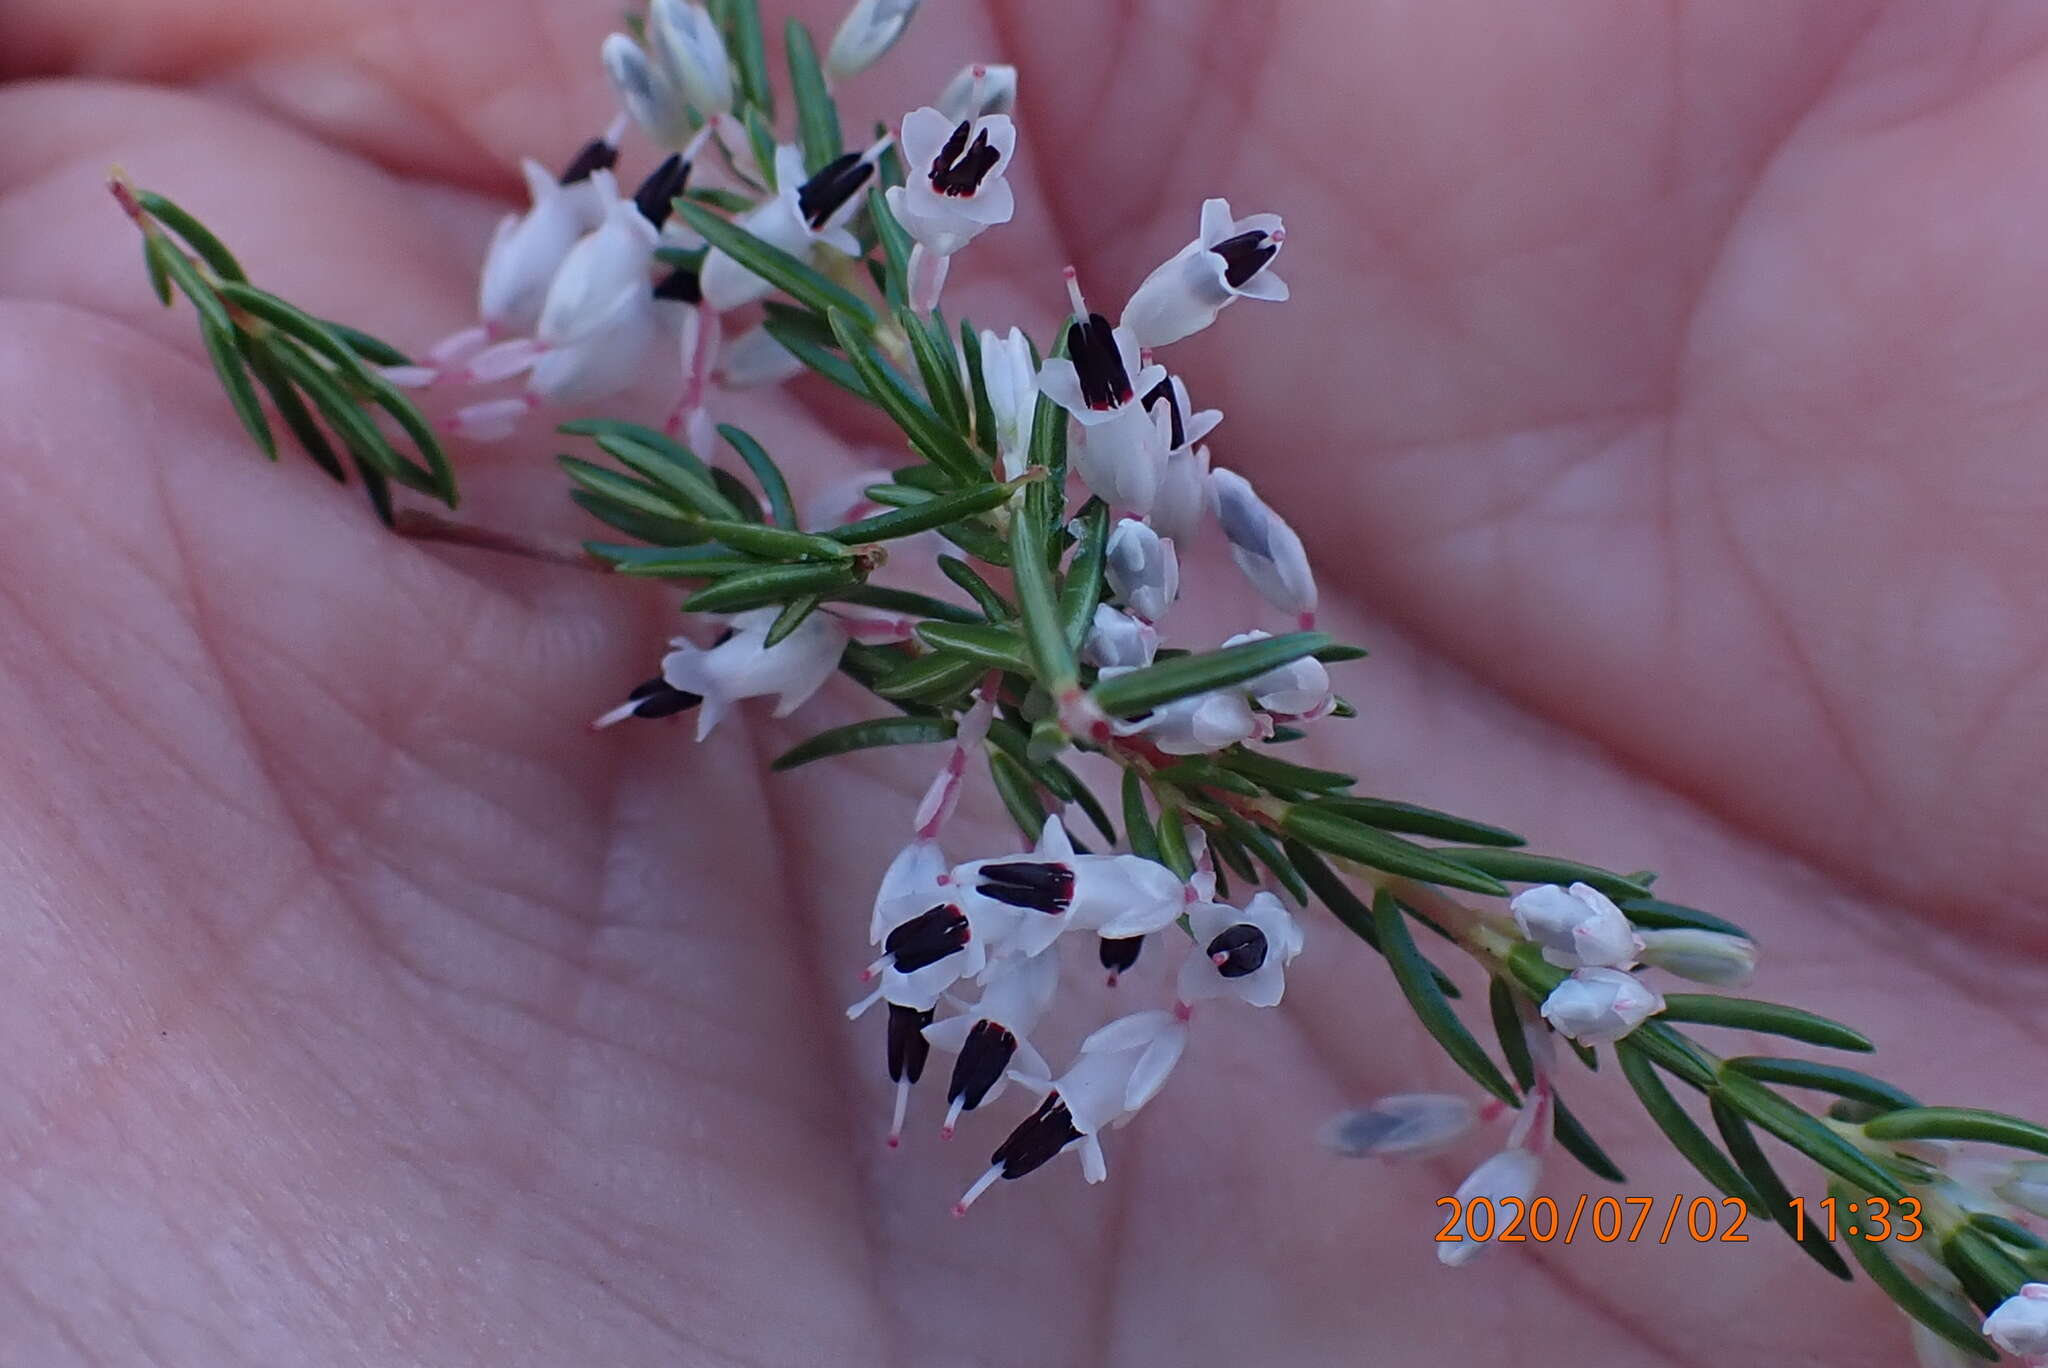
(1, 0), (2045, 1362)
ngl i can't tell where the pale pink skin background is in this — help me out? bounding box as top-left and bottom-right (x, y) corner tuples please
(2, 1), (2047, 1363)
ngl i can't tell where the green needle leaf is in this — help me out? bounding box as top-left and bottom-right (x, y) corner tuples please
(1281, 804), (1510, 897)
(1489, 978), (1536, 1091)
(827, 479), (1017, 544)
(1833, 1184), (1999, 1359)
(1009, 481), (1075, 698)
(1862, 1106), (2048, 1159)
(872, 651), (984, 703)
(763, 593), (821, 646)
(682, 562), (862, 613)
(1059, 500), (1111, 653)
(938, 555), (1012, 618)
(142, 236), (173, 306)
(785, 19), (842, 174)
(1710, 1094), (1853, 1279)
(1616, 896), (1752, 940)
(989, 749), (1048, 841)
(1092, 632), (1332, 718)
(898, 308), (969, 436)
(676, 200), (874, 325)
(1425, 849), (1655, 900)
(1722, 1058), (1919, 1113)
(1219, 749), (1356, 794)
(138, 191), (247, 281)
(1121, 770), (1160, 862)
(1312, 798), (1526, 848)
(914, 622), (1031, 674)
(719, 424), (797, 529)
(771, 715), (958, 770)
(242, 345), (345, 483)
(867, 188), (912, 311)
(962, 320), (998, 457)
(1616, 1041), (1761, 1207)
(201, 322), (274, 458)
(826, 309), (982, 482)
(723, 0), (773, 117)
(761, 316), (869, 397)
(1370, 889), (1516, 1105)
(687, 518), (854, 562)
(1552, 1097), (1628, 1183)
(1711, 1072), (1908, 1200)
(1659, 995), (1874, 1053)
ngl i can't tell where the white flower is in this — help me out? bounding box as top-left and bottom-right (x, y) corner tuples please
(954, 1009), (1188, 1210)
(1510, 882), (1642, 970)
(648, 0), (733, 118)
(602, 31), (694, 150)
(1140, 374), (1222, 546)
(477, 148), (616, 337)
(469, 172), (664, 408)
(1106, 672), (1271, 755)
(1635, 927), (1758, 986)
(1152, 442), (1212, 547)
(1985, 1285), (2048, 1362)
(1176, 890), (1304, 1009)
(699, 142), (884, 310)
(952, 817), (1184, 958)
(1539, 966), (1665, 1046)
(1082, 604), (1157, 670)
(826, 0), (921, 77)
(1121, 197), (1288, 349)
(1104, 518), (1179, 624)
(978, 326), (1037, 479)
(922, 949), (1059, 1136)
(657, 606), (847, 739)
(1222, 629), (1334, 719)
(936, 62), (1018, 121)
(1438, 1147), (1542, 1267)
(885, 106), (1016, 257)
(1996, 1162), (2048, 1220)
(1209, 466), (1317, 624)
(1038, 274), (1169, 513)
(866, 838), (951, 944)
(1320, 1093), (1479, 1158)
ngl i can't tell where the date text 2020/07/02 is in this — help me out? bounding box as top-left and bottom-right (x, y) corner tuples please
(1434, 1194), (1926, 1247)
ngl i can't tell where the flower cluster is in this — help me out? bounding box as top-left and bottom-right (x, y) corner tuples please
(124, 0), (2048, 1356)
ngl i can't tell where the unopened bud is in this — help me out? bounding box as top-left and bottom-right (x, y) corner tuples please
(1319, 1093), (1477, 1158)
(1636, 927), (1758, 986)
(827, 0), (921, 78)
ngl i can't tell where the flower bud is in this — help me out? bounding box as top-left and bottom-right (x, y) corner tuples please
(978, 326), (1037, 478)
(1509, 882), (1640, 970)
(1995, 1162), (2048, 1220)
(1635, 927), (1758, 986)
(1082, 604), (1157, 670)
(1984, 1285), (2048, 1360)
(1539, 967), (1664, 1045)
(827, 0), (921, 77)
(1105, 519), (1179, 624)
(936, 62), (1018, 120)
(1223, 629), (1333, 718)
(1320, 1093), (1478, 1158)
(649, 0), (733, 117)
(1209, 466), (1316, 623)
(1439, 1147), (1541, 1267)
(602, 32), (695, 150)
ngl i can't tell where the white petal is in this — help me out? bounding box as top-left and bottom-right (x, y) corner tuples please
(920, 1013), (976, 1054)
(1124, 1022), (1188, 1113)
(1198, 198), (1235, 247)
(1079, 1134), (1109, 1183)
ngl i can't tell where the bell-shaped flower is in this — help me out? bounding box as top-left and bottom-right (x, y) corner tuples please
(1510, 882), (1641, 971)
(478, 145), (620, 338)
(978, 326), (1037, 480)
(1176, 890), (1304, 1009)
(890, 110), (1017, 236)
(954, 1009), (1188, 1211)
(1104, 518), (1179, 624)
(867, 838), (952, 944)
(826, 0), (921, 77)
(1038, 273), (1169, 512)
(1438, 1147), (1542, 1267)
(1996, 1162), (2048, 1220)
(1121, 198), (1288, 349)
(602, 30), (695, 150)
(936, 62), (1018, 121)
(1635, 927), (1758, 987)
(952, 817), (1184, 959)
(1221, 629), (1334, 719)
(1320, 1093), (1479, 1158)
(650, 0), (733, 118)
(923, 949), (1059, 1137)
(1984, 1285), (2048, 1363)
(1105, 518), (1187, 626)
(1105, 669), (1271, 755)
(658, 606), (847, 739)
(700, 142), (885, 310)
(1082, 604), (1157, 671)
(1539, 966), (1664, 1046)
(1209, 466), (1318, 626)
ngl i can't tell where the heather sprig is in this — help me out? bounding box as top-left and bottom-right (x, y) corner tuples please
(113, 2), (2048, 1359)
